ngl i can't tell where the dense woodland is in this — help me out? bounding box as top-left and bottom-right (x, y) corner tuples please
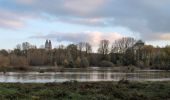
(0, 37), (170, 70)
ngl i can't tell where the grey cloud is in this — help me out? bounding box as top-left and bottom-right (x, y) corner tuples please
(31, 32), (91, 43)
(56, 18), (114, 27)
(1, 0), (170, 40)
(0, 0), (107, 28)
(100, 0), (170, 40)
(0, 10), (24, 29)
(31, 31), (123, 45)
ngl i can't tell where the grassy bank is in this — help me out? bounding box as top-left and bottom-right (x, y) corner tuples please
(0, 81), (170, 100)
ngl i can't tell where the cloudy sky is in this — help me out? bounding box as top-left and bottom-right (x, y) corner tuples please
(0, 0), (170, 50)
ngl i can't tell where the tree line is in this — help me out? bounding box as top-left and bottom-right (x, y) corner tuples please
(0, 37), (170, 69)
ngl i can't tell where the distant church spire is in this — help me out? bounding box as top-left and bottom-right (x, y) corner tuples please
(49, 40), (52, 50)
(45, 39), (48, 49)
(45, 39), (52, 50)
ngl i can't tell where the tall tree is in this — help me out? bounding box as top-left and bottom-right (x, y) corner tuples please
(141, 45), (154, 67)
(77, 42), (92, 56)
(27, 49), (48, 66)
(77, 42), (85, 57)
(67, 44), (78, 61)
(53, 45), (66, 65)
(0, 49), (9, 56)
(111, 37), (136, 53)
(164, 45), (170, 69)
(85, 42), (92, 55)
(98, 40), (110, 60)
(111, 37), (136, 65)
(22, 42), (31, 51)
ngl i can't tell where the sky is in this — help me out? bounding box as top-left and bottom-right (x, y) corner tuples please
(0, 0), (170, 50)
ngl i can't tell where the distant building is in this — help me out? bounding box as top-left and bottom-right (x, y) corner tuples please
(133, 40), (145, 51)
(132, 40), (145, 61)
(45, 40), (52, 50)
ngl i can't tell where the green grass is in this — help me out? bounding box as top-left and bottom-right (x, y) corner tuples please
(0, 81), (170, 100)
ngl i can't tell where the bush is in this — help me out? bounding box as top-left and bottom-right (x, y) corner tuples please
(13, 66), (29, 71)
(0, 55), (10, 67)
(118, 78), (129, 84)
(137, 60), (144, 68)
(10, 55), (28, 67)
(81, 57), (89, 67)
(99, 60), (114, 67)
(68, 60), (75, 68)
(75, 57), (81, 67)
(63, 59), (69, 67)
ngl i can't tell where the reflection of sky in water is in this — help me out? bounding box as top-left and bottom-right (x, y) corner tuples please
(0, 69), (170, 83)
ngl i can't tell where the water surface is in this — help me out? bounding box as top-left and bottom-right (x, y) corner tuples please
(0, 67), (170, 83)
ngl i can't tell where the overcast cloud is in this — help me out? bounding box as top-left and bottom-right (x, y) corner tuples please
(0, 0), (170, 41)
(31, 31), (123, 46)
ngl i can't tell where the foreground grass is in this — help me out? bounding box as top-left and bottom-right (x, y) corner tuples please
(0, 81), (170, 100)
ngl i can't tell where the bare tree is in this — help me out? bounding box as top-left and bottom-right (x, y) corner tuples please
(0, 55), (10, 67)
(98, 40), (110, 55)
(22, 42), (31, 51)
(111, 37), (136, 53)
(27, 49), (48, 66)
(54, 45), (66, 65)
(16, 44), (22, 50)
(77, 42), (85, 56)
(98, 40), (110, 60)
(78, 42), (92, 56)
(67, 44), (78, 61)
(85, 42), (92, 55)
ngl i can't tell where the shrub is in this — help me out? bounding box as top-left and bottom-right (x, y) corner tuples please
(75, 57), (81, 67)
(68, 60), (75, 68)
(63, 59), (69, 67)
(75, 57), (89, 68)
(13, 66), (29, 71)
(81, 57), (89, 67)
(99, 60), (114, 67)
(118, 78), (129, 84)
(137, 60), (144, 68)
(31, 96), (40, 100)
(0, 55), (10, 67)
(127, 65), (136, 72)
(10, 55), (28, 67)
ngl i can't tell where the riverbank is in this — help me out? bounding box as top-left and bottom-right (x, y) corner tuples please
(0, 81), (170, 100)
(0, 66), (142, 72)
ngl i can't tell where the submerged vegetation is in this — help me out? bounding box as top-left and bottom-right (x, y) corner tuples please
(0, 81), (170, 100)
(0, 37), (170, 71)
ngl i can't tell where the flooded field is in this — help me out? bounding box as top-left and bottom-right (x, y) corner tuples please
(0, 67), (170, 83)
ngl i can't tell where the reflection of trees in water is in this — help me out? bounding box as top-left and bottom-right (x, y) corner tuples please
(1, 71), (170, 82)
(97, 72), (110, 80)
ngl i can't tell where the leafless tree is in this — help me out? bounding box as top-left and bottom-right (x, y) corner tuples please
(85, 42), (92, 54)
(111, 37), (136, 53)
(98, 40), (110, 60)
(98, 40), (110, 55)
(78, 42), (92, 56)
